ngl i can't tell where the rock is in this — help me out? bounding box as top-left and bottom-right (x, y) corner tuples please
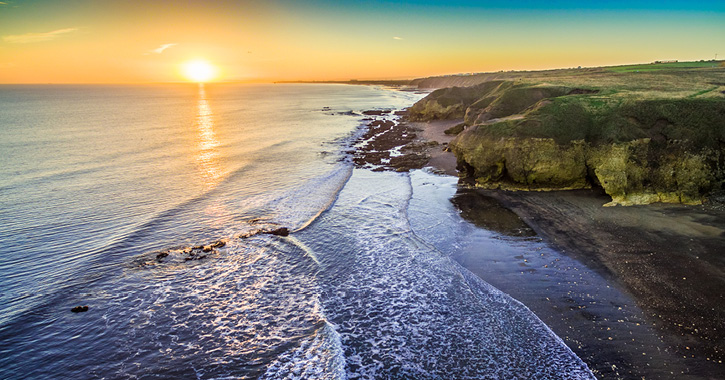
(337, 110), (359, 116)
(452, 135), (588, 190)
(71, 306), (89, 313)
(452, 134), (721, 206)
(444, 123), (465, 135)
(155, 251), (169, 260)
(266, 227), (290, 236)
(587, 140), (714, 206)
(210, 240), (226, 248)
(362, 110), (391, 116)
(202, 246), (213, 252)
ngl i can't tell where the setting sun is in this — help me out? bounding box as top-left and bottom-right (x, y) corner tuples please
(183, 60), (217, 83)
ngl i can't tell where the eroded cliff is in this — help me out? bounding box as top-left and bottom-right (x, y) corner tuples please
(410, 77), (725, 205)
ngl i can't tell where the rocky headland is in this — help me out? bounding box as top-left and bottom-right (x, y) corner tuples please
(398, 64), (725, 377)
(407, 65), (725, 206)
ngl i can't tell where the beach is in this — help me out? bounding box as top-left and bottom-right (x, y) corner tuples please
(406, 118), (725, 379)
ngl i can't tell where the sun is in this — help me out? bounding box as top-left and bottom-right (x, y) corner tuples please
(183, 60), (217, 83)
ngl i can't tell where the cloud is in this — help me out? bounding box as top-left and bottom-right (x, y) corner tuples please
(393, 36), (403, 40)
(3, 28), (78, 44)
(146, 43), (177, 55)
(4, 28), (78, 44)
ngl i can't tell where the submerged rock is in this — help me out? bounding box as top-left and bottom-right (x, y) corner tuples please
(71, 306), (89, 313)
(155, 251), (169, 261)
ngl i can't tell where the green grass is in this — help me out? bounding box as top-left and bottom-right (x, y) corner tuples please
(410, 62), (725, 147)
(688, 87), (719, 98)
(607, 61), (722, 73)
(479, 95), (725, 147)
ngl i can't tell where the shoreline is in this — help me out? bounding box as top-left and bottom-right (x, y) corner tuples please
(401, 117), (725, 378)
(481, 190), (725, 370)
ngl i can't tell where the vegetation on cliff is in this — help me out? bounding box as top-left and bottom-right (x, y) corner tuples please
(409, 62), (725, 205)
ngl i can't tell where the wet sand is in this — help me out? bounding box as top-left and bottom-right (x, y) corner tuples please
(410, 119), (459, 176)
(410, 119), (725, 379)
(479, 189), (725, 379)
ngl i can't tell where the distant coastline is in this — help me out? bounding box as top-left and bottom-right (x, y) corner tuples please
(278, 60), (725, 89)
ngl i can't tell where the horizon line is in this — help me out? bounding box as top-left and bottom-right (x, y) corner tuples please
(2, 59), (722, 85)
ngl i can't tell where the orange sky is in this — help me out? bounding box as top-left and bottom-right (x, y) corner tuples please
(0, 0), (723, 83)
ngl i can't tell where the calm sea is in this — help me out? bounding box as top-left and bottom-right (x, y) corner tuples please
(0, 84), (594, 379)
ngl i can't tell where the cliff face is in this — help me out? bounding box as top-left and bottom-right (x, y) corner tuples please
(411, 80), (725, 205)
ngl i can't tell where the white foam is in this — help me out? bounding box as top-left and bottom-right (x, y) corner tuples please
(262, 162), (353, 233)
(260, 322), (347, 380)
(293, 169), (596, 379)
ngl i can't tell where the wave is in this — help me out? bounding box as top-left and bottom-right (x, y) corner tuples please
(260, 322), (347, 380)
(293, 169), (595, 379)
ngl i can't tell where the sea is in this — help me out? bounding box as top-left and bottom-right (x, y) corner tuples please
(0, 84), (595, 379)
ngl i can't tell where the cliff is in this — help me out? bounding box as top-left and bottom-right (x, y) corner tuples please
(409, 66), (725, 205)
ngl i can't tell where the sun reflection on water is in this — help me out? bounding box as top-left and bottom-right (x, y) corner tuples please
(195, 84), (223, 190)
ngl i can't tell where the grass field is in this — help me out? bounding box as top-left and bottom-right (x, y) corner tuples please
(606, 60), (724, 73)
(411, 60), (725, 93)
(410, 60), (725, 146)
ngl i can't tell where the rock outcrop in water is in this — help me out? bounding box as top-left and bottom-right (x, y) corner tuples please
(410, 79), (725, 205)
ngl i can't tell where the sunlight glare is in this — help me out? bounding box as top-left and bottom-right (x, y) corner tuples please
(183, 60), (217, 82)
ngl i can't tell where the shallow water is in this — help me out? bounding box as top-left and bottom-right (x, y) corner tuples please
(0, 84), (594, 379)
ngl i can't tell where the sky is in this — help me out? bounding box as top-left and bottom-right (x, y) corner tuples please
(0, 0), (723, 83)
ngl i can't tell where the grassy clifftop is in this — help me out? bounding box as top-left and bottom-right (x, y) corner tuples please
(409, 63), (725, 205)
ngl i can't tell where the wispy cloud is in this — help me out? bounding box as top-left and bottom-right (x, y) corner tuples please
(393, 36), (403, 40)
(145, 43), (178, 55)
(3, 28), (78, 44)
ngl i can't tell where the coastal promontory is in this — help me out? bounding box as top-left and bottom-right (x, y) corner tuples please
(408, 62), (725, 205)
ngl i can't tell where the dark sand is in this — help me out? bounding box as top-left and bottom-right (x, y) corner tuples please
(479, 189), (725, 379)
(410, 120), (725, 379)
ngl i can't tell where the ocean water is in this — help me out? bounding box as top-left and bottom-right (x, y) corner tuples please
(0, 84), (594, 379)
